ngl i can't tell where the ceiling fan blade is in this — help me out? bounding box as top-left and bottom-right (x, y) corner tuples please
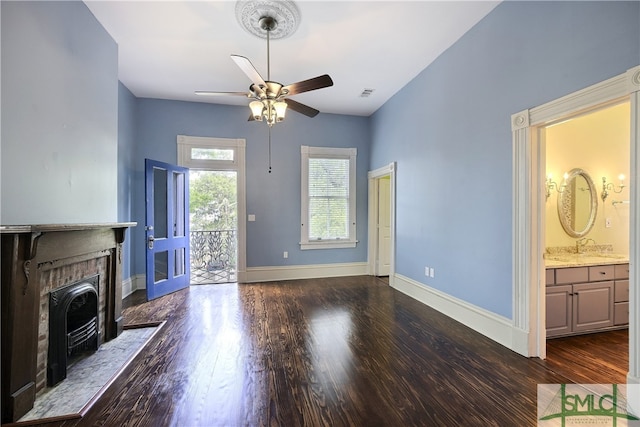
(285, 98), (320, 118)
(283, 74), (333, 96)
(231, 55), (266, 88)
(195, 91), (248, 97)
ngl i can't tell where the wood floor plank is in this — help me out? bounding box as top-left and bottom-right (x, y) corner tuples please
(543, 329), (628, 384)
(41, 275), (628, 427)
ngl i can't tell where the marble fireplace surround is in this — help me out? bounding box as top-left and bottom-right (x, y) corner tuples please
(1, 223), (135, 423)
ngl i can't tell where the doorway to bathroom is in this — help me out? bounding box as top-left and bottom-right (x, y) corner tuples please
(541, 101), (630, 382)
(510, 66), (639, 383)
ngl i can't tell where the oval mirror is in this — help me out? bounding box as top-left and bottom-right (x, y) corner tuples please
(556, 168), (598, 238)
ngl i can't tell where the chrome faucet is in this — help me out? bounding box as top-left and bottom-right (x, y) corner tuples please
(575, 238), (596, 253)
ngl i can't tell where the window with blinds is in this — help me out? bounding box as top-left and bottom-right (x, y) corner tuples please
(301, 146), (357, 250)
(308, 157), (350, 240)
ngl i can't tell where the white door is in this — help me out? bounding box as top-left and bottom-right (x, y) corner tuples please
(377, 176), (391, 276)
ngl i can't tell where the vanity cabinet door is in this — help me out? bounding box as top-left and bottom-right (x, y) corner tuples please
(615, 302), (629, 326)
(614, 280), (629, 303)
(546, 285), (572, 337)
(572, 281), (614, 333)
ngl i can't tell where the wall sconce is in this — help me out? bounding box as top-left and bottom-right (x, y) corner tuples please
(601, 174), (625, 201)
(545, 172), (568, 200)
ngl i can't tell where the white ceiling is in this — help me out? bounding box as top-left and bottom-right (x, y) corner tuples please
(84, 1), (500, 117)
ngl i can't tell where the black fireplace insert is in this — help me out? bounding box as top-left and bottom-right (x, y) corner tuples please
(48, 275), (100, 387)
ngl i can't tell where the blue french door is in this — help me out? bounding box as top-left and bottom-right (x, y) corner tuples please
(145, 159), (190, 300)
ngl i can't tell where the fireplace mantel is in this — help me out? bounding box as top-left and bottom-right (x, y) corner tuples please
(0, 222), (136, 233)
(1, 222), (135, 423)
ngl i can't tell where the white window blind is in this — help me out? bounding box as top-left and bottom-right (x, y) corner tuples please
(301, 146), (357, 250)
(308, 157), (350, 240)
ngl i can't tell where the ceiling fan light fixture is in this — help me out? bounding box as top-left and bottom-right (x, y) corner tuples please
(274, 101), (287, 121)
(250, 100), (264, 121)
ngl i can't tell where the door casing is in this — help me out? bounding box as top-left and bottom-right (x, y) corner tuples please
(511, 65), (640, 385)
(368, 162), (396, 283)
(177, 135), (247, 282)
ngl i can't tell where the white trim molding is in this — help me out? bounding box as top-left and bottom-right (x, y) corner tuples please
(367, 162), (396, 286)
(392, 274), (518, 350)
(511, 65), (640, 368)
(122, 276), (135, 298)
(124, 265), (367, 289)
(122, 274), (146, 298)
(300, 146), (358, 250)
(628, 67), (640, 385)
(244, 262), (367, 283)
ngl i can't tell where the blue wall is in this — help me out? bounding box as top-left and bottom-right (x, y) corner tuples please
(1, 1), (118, 224)
(118, 83), (138, 279)
(130, 99), (371, 276)
(370, 1), (640, 318)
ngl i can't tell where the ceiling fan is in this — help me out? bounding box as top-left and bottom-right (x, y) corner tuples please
(195, 15), (334, 127)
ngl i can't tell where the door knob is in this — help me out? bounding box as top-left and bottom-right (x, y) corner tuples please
(148, 235), (155, 249)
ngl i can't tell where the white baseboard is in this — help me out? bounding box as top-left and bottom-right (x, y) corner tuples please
(122, 274), (146, 298)
(392, 273), (528, 356)
(122, 263), (367, 297)
(122, 277), (134, 298)
(244, 262), (368, 283)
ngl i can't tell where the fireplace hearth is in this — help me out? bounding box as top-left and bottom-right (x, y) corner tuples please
(48, 275), (100, 387)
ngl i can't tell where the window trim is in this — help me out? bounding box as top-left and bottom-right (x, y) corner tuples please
(177, 135), (239, 171)
(300, 145), (357, 250)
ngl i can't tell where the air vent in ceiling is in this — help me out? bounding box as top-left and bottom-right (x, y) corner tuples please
(359, 88), (375, 98)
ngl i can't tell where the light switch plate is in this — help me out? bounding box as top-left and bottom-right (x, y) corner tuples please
(248, 214), (256, 222)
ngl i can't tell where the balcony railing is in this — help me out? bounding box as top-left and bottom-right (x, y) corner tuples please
(190, 230), (237, 284)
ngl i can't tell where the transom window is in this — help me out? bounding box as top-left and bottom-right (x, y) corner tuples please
(300, 146), (357, 250)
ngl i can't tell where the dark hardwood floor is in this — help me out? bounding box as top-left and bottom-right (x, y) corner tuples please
(33, 275), (626, 426)
(543, 329), (628, 384)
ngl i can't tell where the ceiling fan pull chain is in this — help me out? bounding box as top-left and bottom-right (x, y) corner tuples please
(268, 127), (272, 173)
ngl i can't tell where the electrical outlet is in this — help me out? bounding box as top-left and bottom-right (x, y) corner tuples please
(430, 268), (435, 278)
(425, 267), (429, 276)
(248, 214), (256, 222)
(605, 217), (612, 228)
(283, 251), (288, 259)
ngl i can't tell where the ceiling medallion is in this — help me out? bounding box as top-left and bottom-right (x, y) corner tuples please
(235, 0), (300, 40)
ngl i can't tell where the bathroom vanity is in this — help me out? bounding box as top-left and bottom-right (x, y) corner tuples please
(545, 256), (629, 338)
(544, 167), (630, 338)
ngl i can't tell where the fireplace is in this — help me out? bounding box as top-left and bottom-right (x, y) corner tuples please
(1, 223), (135, 423)
(48, 275), (100, 387)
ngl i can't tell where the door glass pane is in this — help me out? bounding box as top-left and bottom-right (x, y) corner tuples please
(154, 251), (168, 283)
(173, 172), (186, 237)
(154, 168), (168, 239)
(175, 247), (185, 277)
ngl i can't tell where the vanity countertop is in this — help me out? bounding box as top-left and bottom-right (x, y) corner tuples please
(544, 253), (629, 268)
